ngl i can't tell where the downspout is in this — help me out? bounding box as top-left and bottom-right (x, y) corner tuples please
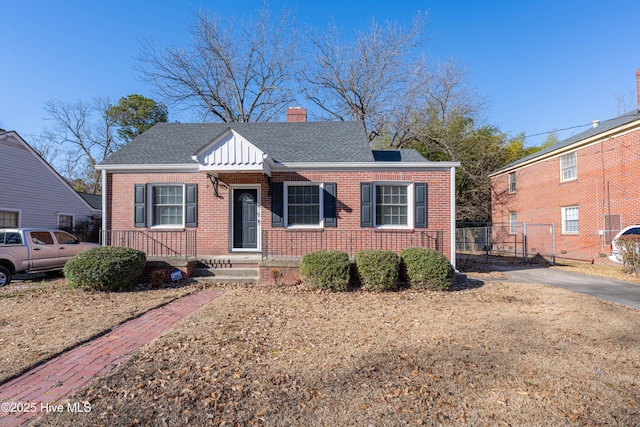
(450, 166), (456, 270)
(101, 169), (107, 246)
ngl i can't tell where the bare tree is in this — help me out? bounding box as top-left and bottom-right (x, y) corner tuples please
(43, 97), (117, 194)
(302, 13), (431, 143)
(136, 7), (299, 122)
(613, 89), (636, 115)
(29, 129), (61, 165)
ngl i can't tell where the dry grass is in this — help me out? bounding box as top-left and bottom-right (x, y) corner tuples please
(36, 281), (640, 426)
(0, 275), (198, 384)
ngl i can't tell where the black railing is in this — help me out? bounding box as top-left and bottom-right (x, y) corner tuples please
(262, 229), (443, 260)
(102, 229), (197, 260)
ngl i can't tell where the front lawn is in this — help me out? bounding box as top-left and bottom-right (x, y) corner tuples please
(36, 281), (640, 426)
(0, 276), (198, 384)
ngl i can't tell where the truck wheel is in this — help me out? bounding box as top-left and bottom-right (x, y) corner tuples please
(0, 266), (11, 287)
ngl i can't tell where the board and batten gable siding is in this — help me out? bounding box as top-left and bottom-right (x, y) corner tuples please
(0, 134), (99, 228)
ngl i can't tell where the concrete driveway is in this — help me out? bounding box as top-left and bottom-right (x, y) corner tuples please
(472, 264), (640, 311)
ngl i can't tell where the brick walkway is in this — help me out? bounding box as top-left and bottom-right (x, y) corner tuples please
(0, 289), (226, 426)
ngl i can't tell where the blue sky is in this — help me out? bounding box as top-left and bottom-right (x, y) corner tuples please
(1, 0), (639, 146)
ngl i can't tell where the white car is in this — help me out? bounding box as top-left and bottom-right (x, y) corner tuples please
(609, 225), (640, 263)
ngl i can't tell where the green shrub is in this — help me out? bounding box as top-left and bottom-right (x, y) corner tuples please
(355, 250), (399, 291)
(64, 246), (146, 291)
(299, 250), (350, 291)
(400, 247), (454, 291)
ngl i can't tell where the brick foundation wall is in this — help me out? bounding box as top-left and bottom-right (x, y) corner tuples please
(107, 169), (453, 260)
(491, 124), (640, 263)
(259, 263), (302, 286)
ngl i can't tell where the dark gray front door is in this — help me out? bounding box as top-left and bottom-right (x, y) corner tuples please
(233, 189), (258, 249)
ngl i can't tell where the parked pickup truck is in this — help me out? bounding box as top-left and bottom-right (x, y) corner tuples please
(0, 228), (99, 286)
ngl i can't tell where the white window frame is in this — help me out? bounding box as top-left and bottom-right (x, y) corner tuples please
(560, 152), (577, 182)
(0, 209), (21, 228)
(561, 206), (579, 234)
(57, 213), (75, 231)
(373, 182), (413, 229)
(508, 172), (516, 194)
(284, 182), (324, 229)
(509, 212), (517, 235)
(149, 184), (186, 228)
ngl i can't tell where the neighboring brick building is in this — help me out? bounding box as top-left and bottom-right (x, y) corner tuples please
(490, 71), (640, 263)
(97, 108), (459, 272)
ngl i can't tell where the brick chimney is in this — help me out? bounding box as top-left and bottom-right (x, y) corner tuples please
(286, 107), (307, 122)
(637, 69), (640, 111)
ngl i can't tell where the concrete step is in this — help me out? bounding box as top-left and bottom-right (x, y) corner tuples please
(192, 267), (259, 284)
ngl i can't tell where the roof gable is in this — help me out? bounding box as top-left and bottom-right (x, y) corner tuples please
(0, 131), (99, 212)
(194, 129), (270, 174)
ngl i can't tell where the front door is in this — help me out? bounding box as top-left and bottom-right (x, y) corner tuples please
(233, 189), (258, 249)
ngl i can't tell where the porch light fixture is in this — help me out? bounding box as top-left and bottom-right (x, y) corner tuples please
(264, 174), (272, 196)
(207, 174), (226, 198)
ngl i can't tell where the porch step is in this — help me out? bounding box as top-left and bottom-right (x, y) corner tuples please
(197, 254), (261, 269)
(192, 267), (259, 284)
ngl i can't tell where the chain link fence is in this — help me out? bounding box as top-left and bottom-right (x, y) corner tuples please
(456, 222), (556, 263)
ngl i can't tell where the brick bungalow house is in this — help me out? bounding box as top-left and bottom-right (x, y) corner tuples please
(490, 71), (640, 264)
(96, 108), (459, 282)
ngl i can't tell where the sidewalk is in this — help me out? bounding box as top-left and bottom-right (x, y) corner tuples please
(0, 289), (226, 426)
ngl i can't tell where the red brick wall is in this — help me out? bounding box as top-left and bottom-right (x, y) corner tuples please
(491, 125), (640, 263)
(258, 265), (301, 286)
(107, 169), (453, 260)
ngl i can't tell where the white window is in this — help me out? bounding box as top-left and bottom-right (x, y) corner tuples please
(0, 210), (19, 227)
(560, 152), (577, 182)
(57, 213), (74, 232)
(508, 172), (516, 194)
(374, 184), (411, 227)
(562, 206), (579, 234)
(284, 183), (322, 227)
(509, 212), (517, 234)
(151, 185), (184, 226)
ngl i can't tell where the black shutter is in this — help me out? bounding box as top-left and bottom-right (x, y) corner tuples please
(414, 183), (428, 228)
(271, 182), (284, 227)
(185, 184), (197, 227)
(134, 184), (146, 227)
(360, 182), (373, 227)
(324, 183), (337, 227)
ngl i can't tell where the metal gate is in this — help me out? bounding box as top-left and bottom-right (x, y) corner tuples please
(456, 222), (556, 263)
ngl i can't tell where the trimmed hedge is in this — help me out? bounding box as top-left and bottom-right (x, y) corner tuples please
(355, 250), (399, 291)
(64, 246), (146, 291)
(400, 247), (454, 291)
(299, 250), (350, 291)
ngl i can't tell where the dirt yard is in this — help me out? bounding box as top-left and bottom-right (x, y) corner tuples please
(33, 280), (640, 426)
(0, 275), (199, 384)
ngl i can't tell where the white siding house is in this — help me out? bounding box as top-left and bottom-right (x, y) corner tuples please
(0, 131), (100, 232)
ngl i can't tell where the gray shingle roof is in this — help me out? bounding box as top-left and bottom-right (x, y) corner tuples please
(494, 109), (640, 174)
(78, 192), (102, 210)
(101, 121), (378, 165)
